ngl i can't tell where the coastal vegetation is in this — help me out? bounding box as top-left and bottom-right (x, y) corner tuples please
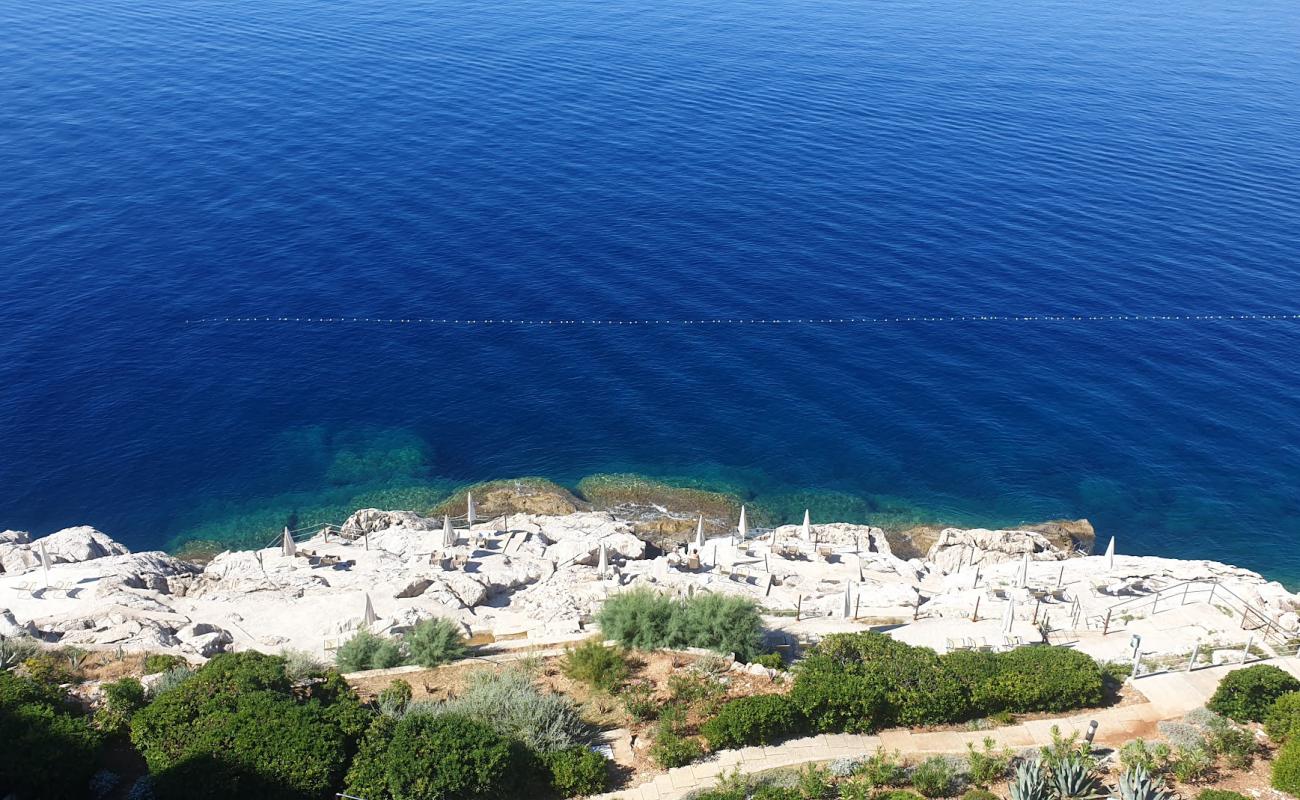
(5, 629), (1300, 799)
(597, 587), (765, 661)
(335, 617), (469, 672)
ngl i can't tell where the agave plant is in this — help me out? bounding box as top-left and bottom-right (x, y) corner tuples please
(1117, 764), (1174, 800)
(1010, 759), (1052, 800)
(0, 634), (39, 670)
(1052, 753), (1105, 800)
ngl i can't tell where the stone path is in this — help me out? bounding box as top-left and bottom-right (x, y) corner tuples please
(593, 657), (1300, 800)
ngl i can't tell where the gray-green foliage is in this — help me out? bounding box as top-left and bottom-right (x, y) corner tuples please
(0, 634), (39, 670)
(911, 756), (961, 798)
(335, 629), (407, 672)
(148, 666), (194, 697)
(1050, 753), (1105, 800)
(377, 679), (413, 718)
(411, 668), (591, 753)
(597, 588), (765, 660)
(280, 649), (327, 682)
(1009, 760), (1051, 800)
(405, 617), (468, 668)
(1118, 765), (1174, 800)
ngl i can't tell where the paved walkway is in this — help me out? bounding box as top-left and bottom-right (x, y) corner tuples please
(594, 656), (1300, 800)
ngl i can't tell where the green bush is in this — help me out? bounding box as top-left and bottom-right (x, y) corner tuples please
(378, 679), (413, 717)
(701, 694), (803, 749)
(1196, 791), (1250, 800)
(853, 748), (908, 787)
(406, 617), (468, 668)
(1207, 664), (1300, 722)
(1203, 715), (1256, 769)
(911, 756), (959, 798)
(649, 725), (703, 768)
(787, 633), (1102, 736)
(751, 652), (786, 670)
(561, 639), (630, 692)
(965, 737), (1011, 787)
(1169, 746), (1214, 784)
(875, 792), (926, 800)
(346, 712), (525, 800)
(1274, 736), (1300, 796)
(129, 652), (368, 800)
(541, 745), (609, 797)
(431, 668), (591, 753)
(96, 677), (146, 737)
(1265, 691), (1300, 743)
(962, 790), (999, 800)
(667, 670), (725, 708)
(143, 653), (185, 674)
(597, 588), (764, 660)
(336, 629), (408, 672)
(0, 670), (102, 800)
(621, 679), (658, 721)
(795, 763), (832, 798)
(1119, 739), (1172, 774)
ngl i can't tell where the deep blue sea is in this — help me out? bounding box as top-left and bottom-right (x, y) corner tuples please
(2, 0), (1299, 582)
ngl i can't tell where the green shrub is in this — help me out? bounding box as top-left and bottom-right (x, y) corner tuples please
(561, 639), (630, 692)
(701, 694), (802, 749)
(795, 763), (831, 798)
(649, 724), (703, 768)
(789, 659), (886, 732)
(962, 790), (998, 800)
(378, 679), (413, 717)
(1273, 735), (1300, 796)
(1202, 715), (1256, 769)
(20, 651), (77, 685)
(1265, 691), (1300, 743)
(966, 646), (1103, 713)
(1119, 739), (1172, 774)
(1207, 664), (1300, 722)
(542, 745), (609, 797)
(96, 677), (146, 736)
(789, 633), (1102, 736)
(668, 670), (725, 708)
(965, 737), (1011, 787)
(1196, 791), (1250, 800)
(143, 653), (185, 674)
(336, 629), (408, 672)
(0, 670), (102, 800)
(597, 588), (764, 660)
(911, 756), (959, 798)
(129, 652), (368, 800)
(430, 668), (591, 753)
(853, 748), (908, 787)
(1169, 746), (1215, 784)
(621, 679), (658, 721)
(875, 792), (926, 800)
(407, 617), (468, 668)
(838, 777), (873, 800)
(752, 652), (785, 670)
(346, 712), (525, 800)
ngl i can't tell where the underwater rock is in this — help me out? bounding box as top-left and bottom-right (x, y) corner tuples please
(576, 473), (743, 547)
(432, 477), (587, 518)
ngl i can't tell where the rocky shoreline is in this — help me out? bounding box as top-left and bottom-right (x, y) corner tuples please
(2, 489), (1297, 668)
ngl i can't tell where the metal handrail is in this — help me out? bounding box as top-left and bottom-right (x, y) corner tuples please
(1075, 578), (1298, 646)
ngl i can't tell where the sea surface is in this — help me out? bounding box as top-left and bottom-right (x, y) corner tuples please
(2, 0), (1299, 582)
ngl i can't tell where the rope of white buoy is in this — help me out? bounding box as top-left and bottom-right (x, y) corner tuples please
(185, 314), (1300, 326)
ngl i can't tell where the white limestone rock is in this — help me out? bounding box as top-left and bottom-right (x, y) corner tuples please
(927, 528), (1066, 573)
(38, 526), (131, 564)
(341, 508), (439, 536)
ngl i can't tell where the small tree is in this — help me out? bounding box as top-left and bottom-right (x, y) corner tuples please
(406, 618), (468, 668)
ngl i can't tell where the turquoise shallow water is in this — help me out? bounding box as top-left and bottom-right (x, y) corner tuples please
(1, 0), (1298, 583)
